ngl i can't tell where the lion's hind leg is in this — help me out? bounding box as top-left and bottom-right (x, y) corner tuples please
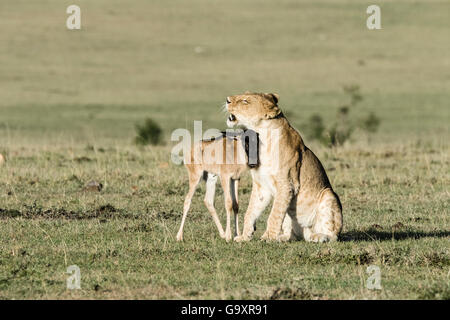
(279, 214), (303, 242)
(279, 199), (303, 242)
(305, 189), (342, 243)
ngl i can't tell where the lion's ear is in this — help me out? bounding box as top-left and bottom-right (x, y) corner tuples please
(264, 105), (281, 119)
(265, 93), (279, 104)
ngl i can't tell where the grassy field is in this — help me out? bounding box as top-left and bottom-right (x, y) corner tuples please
(0, 0), (449, 299)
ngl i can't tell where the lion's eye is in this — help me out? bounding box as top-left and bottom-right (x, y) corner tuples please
(242, 99), (248, 104)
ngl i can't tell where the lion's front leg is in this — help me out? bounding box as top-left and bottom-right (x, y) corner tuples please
(261, 186), (293, 241)
(234, 182), (272, 242)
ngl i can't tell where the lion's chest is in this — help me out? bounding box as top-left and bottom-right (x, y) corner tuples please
(251, 168), (277, 195)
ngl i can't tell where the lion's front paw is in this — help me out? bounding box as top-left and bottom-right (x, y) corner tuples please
(225, 231), (233, 242)
(234, 235), (251, 242)
(260, 231), (269, 241)
(260, 231), (279, 242)
(278, 234), (293, 242)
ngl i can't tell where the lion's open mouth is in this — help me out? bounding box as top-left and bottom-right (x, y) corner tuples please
(228, 114), (236, 122)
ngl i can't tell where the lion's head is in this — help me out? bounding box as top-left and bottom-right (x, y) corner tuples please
(226, 92), (281, 129)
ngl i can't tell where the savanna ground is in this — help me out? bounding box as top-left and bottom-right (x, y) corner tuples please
(0, 0), (449, 299)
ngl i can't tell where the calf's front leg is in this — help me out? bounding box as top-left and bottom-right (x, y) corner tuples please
(220, 176), (233, 242)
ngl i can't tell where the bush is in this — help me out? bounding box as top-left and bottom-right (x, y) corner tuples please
(134, 118), (163, 146)
(303, 85), (380, 147)
(361, 112), (381, 133)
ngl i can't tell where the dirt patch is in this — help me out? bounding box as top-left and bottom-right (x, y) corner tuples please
(422, 252), (450, 267)
(0, 208), (21, 218)
(408, 217), (430, 222)
(74, 156), (93, 163)
(270, 287), (319, 300)
(392, 222), (405, 230)
(353, 251), (373, 265)
(123, 223), (152, 233)
(156, 210), (179, 221)
(96, 204), (118, 215)
(0, 204), (134, 220)
(299, 249), (375, 266)
(83, 180), (103, 192)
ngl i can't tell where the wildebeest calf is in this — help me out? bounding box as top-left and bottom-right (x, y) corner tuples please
(176, 130), (259, 242)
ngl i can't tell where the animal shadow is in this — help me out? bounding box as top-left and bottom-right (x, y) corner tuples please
(340, 229), (450, 242)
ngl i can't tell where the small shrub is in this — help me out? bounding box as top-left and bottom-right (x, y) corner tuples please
(303, 85), (380, 147)
(304, 108), (354, 147)
(343, 84), (363, 105)
(303, 114), (325, 143)
(360, 112), (380, 133)
(134, 118), (163, 146)
(324, 124), (354, 147)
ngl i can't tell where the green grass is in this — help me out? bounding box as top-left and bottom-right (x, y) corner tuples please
(0, 0), (449, 299)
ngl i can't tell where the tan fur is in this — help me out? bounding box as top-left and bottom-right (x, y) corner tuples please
(226, 92), (343, 242)
(176, 136), (248, 242)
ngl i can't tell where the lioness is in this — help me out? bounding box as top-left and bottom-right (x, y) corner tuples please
(226, 92), (342, 242)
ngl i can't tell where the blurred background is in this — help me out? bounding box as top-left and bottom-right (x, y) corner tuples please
(0, 0), (448, 148)
(0, 0), (449, 300)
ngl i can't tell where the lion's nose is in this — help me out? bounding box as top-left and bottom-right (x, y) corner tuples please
(226, 97), (231, 104)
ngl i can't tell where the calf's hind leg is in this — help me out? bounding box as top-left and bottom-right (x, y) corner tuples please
(220, 176), (234, 242)
(203, 173), (225, 238)
(176, 170), (202, 241)
(230, 179), (240, 237)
